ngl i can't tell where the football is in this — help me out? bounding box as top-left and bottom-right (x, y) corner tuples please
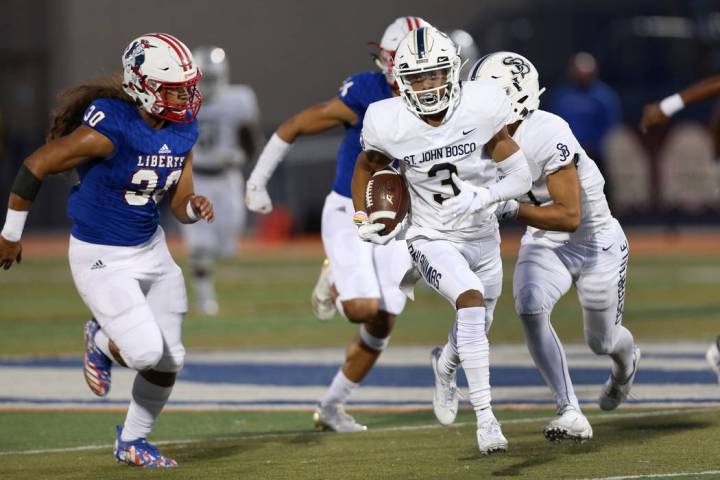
(365, 168), (410, 235)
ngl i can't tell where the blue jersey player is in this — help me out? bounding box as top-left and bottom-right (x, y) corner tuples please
(245, 16), (428, 432)
(0, 33), (213, 468)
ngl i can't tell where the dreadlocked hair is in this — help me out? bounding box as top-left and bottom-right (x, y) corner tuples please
(47, 74), (135, 142)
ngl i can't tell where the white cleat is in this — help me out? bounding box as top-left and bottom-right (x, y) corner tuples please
(311, 259), (336, 322)
(313, 403), (367, 433)
(476, 418), (508, 455)
(431, 346), (458, 426)
(706, 337), (720, 384)
(599, 345), (641, 411)
(198, 298), (219, 316)
(543, 406), (593, 443)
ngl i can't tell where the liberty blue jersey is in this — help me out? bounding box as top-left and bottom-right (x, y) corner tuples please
(334, 71), (392, 197)
(68, 98), (199, 246)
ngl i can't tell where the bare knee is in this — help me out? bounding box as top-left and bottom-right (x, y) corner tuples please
(342, 298), (380, 323)
(455, 289), (484, 310)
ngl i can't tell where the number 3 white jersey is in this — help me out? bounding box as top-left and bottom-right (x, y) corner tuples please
(499, 109), (612, 242)
(193, 85), (259, 170)
(362, 80), (511, 242)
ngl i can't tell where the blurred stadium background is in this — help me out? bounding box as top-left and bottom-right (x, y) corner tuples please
(1, 0), (720, 478)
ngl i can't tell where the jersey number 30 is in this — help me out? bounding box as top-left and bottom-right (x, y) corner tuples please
(125, 169), (182, 206)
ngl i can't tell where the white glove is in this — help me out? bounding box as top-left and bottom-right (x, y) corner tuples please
(495, 199), (519, 220)
(443, 173), (494, 222)
(354, 211), (404, 245)
(245, 182), (273, 214)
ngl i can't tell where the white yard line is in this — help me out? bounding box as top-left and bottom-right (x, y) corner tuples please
(1, 407), (712, 456)
(580, 470), (720, 480)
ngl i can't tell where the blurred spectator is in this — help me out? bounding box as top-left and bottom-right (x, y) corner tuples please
(549, 52), (622, 198)
(450, 29), (480, 78)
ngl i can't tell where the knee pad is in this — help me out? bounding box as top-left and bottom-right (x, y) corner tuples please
(359, 324), (390, 352)
(154, 346), (186, 373)
(103, 304), (164, 371)
(515, 283), (547, 315)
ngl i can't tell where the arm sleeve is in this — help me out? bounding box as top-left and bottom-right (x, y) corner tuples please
(81, 99), (124, 148)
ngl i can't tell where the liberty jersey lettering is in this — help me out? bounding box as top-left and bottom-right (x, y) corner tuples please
(68, 98), (199, 246)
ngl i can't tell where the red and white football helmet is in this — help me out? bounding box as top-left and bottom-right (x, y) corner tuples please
(122, 33), (202, 123)
(372, 16), (431, 87)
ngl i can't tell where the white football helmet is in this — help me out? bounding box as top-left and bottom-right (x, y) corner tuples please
(393, 27), (462, 116)
(193, 46), (229, 103)
(467, 51), (545, 124)
(122, 33), (202, 123)
(373, 16), (431, 86)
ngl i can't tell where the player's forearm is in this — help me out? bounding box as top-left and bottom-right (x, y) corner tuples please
(679, 76), (720, 106)
(276, 105), (342, 143)
(171, 193), (199, 224)
(488, 150), (533, 203)
(517, 202), (581, 232)
(351, 157), (373, 213)
(247, 133), (292, 187)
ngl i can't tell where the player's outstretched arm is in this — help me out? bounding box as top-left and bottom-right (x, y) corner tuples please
(515, 164), (581, 232)
(170, 151), (214, 224)
(245, 98), (358, 214)
(0, 126), (113, 270)
(640, 75), (720, 133)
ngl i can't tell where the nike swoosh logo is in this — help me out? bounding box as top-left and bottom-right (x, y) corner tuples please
(462, 128), (477, 136)
(602, 244), (614, 251)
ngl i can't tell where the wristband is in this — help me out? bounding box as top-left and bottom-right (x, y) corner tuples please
(659, 93), (684, 117)
(1, 209), (29, 242)
(353, 211), (368, 225)
(186, 199), (200, 222)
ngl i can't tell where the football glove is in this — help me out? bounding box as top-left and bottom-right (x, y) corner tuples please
(245, 182), (273, 214)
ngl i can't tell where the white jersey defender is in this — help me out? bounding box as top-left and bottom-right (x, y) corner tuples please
(470, 51), (639, 442)
(362, 80), (510, 243)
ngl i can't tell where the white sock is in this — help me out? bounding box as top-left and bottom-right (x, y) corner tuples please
(455, 307), (492, 419)
(319, 369), (358, 407)
(121, 373), (173, 441)
(195, 276), (216, 303)
(609, 326), (636, 381)
(439, 322), (460, 379)
(520, 312), (580, 412)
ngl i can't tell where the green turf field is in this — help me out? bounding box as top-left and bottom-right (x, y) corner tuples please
(1, 248), (720, 479)
(0, 250), (718, 356)
(2, 408), (720, 479)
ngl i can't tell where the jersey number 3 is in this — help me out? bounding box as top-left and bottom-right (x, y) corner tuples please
(428, 163), (460, 205)
(125, 169), (182, 206)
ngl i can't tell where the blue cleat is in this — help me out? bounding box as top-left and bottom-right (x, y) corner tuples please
(83, 318), (112, 397)
(114, 425), (178, 468)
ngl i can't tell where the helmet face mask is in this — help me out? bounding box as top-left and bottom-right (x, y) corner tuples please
(122, 33), (202, 123)
(393, 27), (462, 116)
(467, 51), (545, 124)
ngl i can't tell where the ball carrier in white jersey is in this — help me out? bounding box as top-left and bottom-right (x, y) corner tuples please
(245, 17), (428, 432)
(352, 27), (532, 454)
(463, 52), (641, 441)
(182, 46), (261, 315)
